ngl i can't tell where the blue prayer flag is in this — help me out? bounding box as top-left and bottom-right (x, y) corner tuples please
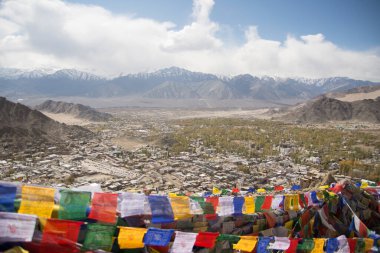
(143, 227), (174, 246)
(291, 185), (301, 191)
(310, 191), (320, 204)
(257, 237), (272, 253)
(0, 183), (17, 212)
(326, 238), (339, 253)
(233, 196), (244, 216)
(147, 195), (174, 224)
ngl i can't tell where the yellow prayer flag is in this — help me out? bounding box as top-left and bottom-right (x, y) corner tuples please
(244, 196), (255, 214)
(257, 188), (266, 193)
(293, 194), (300, 211)
(4, 246), (29, 253)
(318, 185), (329, 190)
(284, 195), (292, 211)
(311, 238), (325, 253)
(168, 192), (177, 197)
(317, 191), (324, 200)
(360, 181), (369, 188)
(364, 238), (374, 252)
(170, 195), (193, 220)
(284, 220), (294, 230)
(18, 185), (55, 219)
(118, 227), (147, 249)
(212, 187), (221, 195)
(233, 236), (257, 252)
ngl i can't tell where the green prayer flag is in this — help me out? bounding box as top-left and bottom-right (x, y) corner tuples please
(355, 238), (365, 253)
(221, 189), (230, 195)
(217, 234), (241, 244)
(199, 201), (215, 214)
(82, 223), (116, 251)
(58, 190), (91, 220)
(190, 196), (205, 202)
(255, 195), (265, 212)
(297, 239), (314, 251)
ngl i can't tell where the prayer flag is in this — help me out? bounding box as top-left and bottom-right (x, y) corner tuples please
(268, 237), (290, 250)
(257, 237), (271, 253)
(205, 196), (219, 220)
(40, 219), (83, 253)
(169, 195), (192, 220)
(257, 188), (266, 193)
(148, 195), (174, 224)
(233, 196), (244, 215)
(291, 185), (301, 191)
(171, 231), (197, 253)
(119, 192), (146, 217)
(118, 227), (146, 249)
(261, 195), (273, 210)
(255, 195), (265, 212)
(271, 195), (283, 210)
(326, 238), (339, 253)
(317, 205), (336, 231)
(293, 194), (300, 211)
(353, 214), (370, 237)
(233, 236), (257, 252)
(274, 186), (284, 191)
(0, 183), (17, 212)
(194, 232), (219, 248)
(363, 238), (374, 252)
(18, 185), (55, 219)
(296, 239), (314, 251)
(82, 223), (115, 251)
(189, 197), (204, 215)
(212, 187), (221, 195)
(244, 196), (255, 214)
(218, 196), (234, 216)
(0, 212), (36, 242)
(143, 227), (174, 247)
(88, 192), (118, 224)
(58, 190), (90, 220)
(311, 238), (325, 253)
(286, 239), (300, 253)
(336, 235), (350, 253)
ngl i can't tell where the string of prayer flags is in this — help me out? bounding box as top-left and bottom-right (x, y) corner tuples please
(205, 196), (219, 220)
(268, 236), (290, 250)
(171, 231), (197, 253)
(194, 232), (220, 249)
(119, 192), (146, 217)
(233, 236), (257, 252)
(261, 195), (273, 210)
(88, 192), (118, 224)
(0, 212), (37, 242)
(311, 238), (325, 253)
(244, 196), (255, 214)
(169, 195), (192, 220)
(58, 190), (91, 220)
(40, 219), (83, 253)
(18, 185), (55, 219)
(143, 227), (174, 247)
(148, 195), (174, 224)
(218, 196), (234, 216)
(0, 183), (17, 212)
(82, 223), (116, 251)
(255, 195), (265, 212)
(233, 196), (244, 215)
(118, 227), (146, 249)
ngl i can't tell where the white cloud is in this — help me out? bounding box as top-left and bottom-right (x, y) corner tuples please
(0, 0), (379, 81)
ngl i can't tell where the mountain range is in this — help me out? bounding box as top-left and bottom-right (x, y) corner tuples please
(1, 67), (379, 104)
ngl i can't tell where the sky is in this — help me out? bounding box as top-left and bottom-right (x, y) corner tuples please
(0, 0), (379, 80)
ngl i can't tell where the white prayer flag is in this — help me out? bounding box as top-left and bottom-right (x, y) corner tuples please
(271, 195), (283, 210)
(336, 235), (350, 253)
(189, 199), (203, 215)
(218, 196), (234, 216)
(171, 231), (197, 253)
(0, 212), (37, 242)
(268, 237), (290, 250)
(120, 192), (146, 217)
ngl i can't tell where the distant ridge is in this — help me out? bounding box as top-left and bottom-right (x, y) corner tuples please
(1, 67), (379, 106)
(286, 96), (380, 123)
(36, 100), (113, 122)
(0, 97), (92, 146)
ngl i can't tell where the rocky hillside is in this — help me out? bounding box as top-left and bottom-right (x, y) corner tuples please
(286, 96), (380, 123)
(0, 97), (92, 146)
(35, 100), (112, 122)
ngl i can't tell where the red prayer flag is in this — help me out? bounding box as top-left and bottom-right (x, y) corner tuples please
(205, 196), (219, 220)
(194, 232), (219, 248)
(41, 219), (83, 253)
(232, 187), (240, 193)
(261, 195), (273, 210)
(88, 192), (118, 223)
(274, 186), (284, 191)
(348, 238), (357, 253)
(330, 183), (344, 194)
(285, 239), (300, 253)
